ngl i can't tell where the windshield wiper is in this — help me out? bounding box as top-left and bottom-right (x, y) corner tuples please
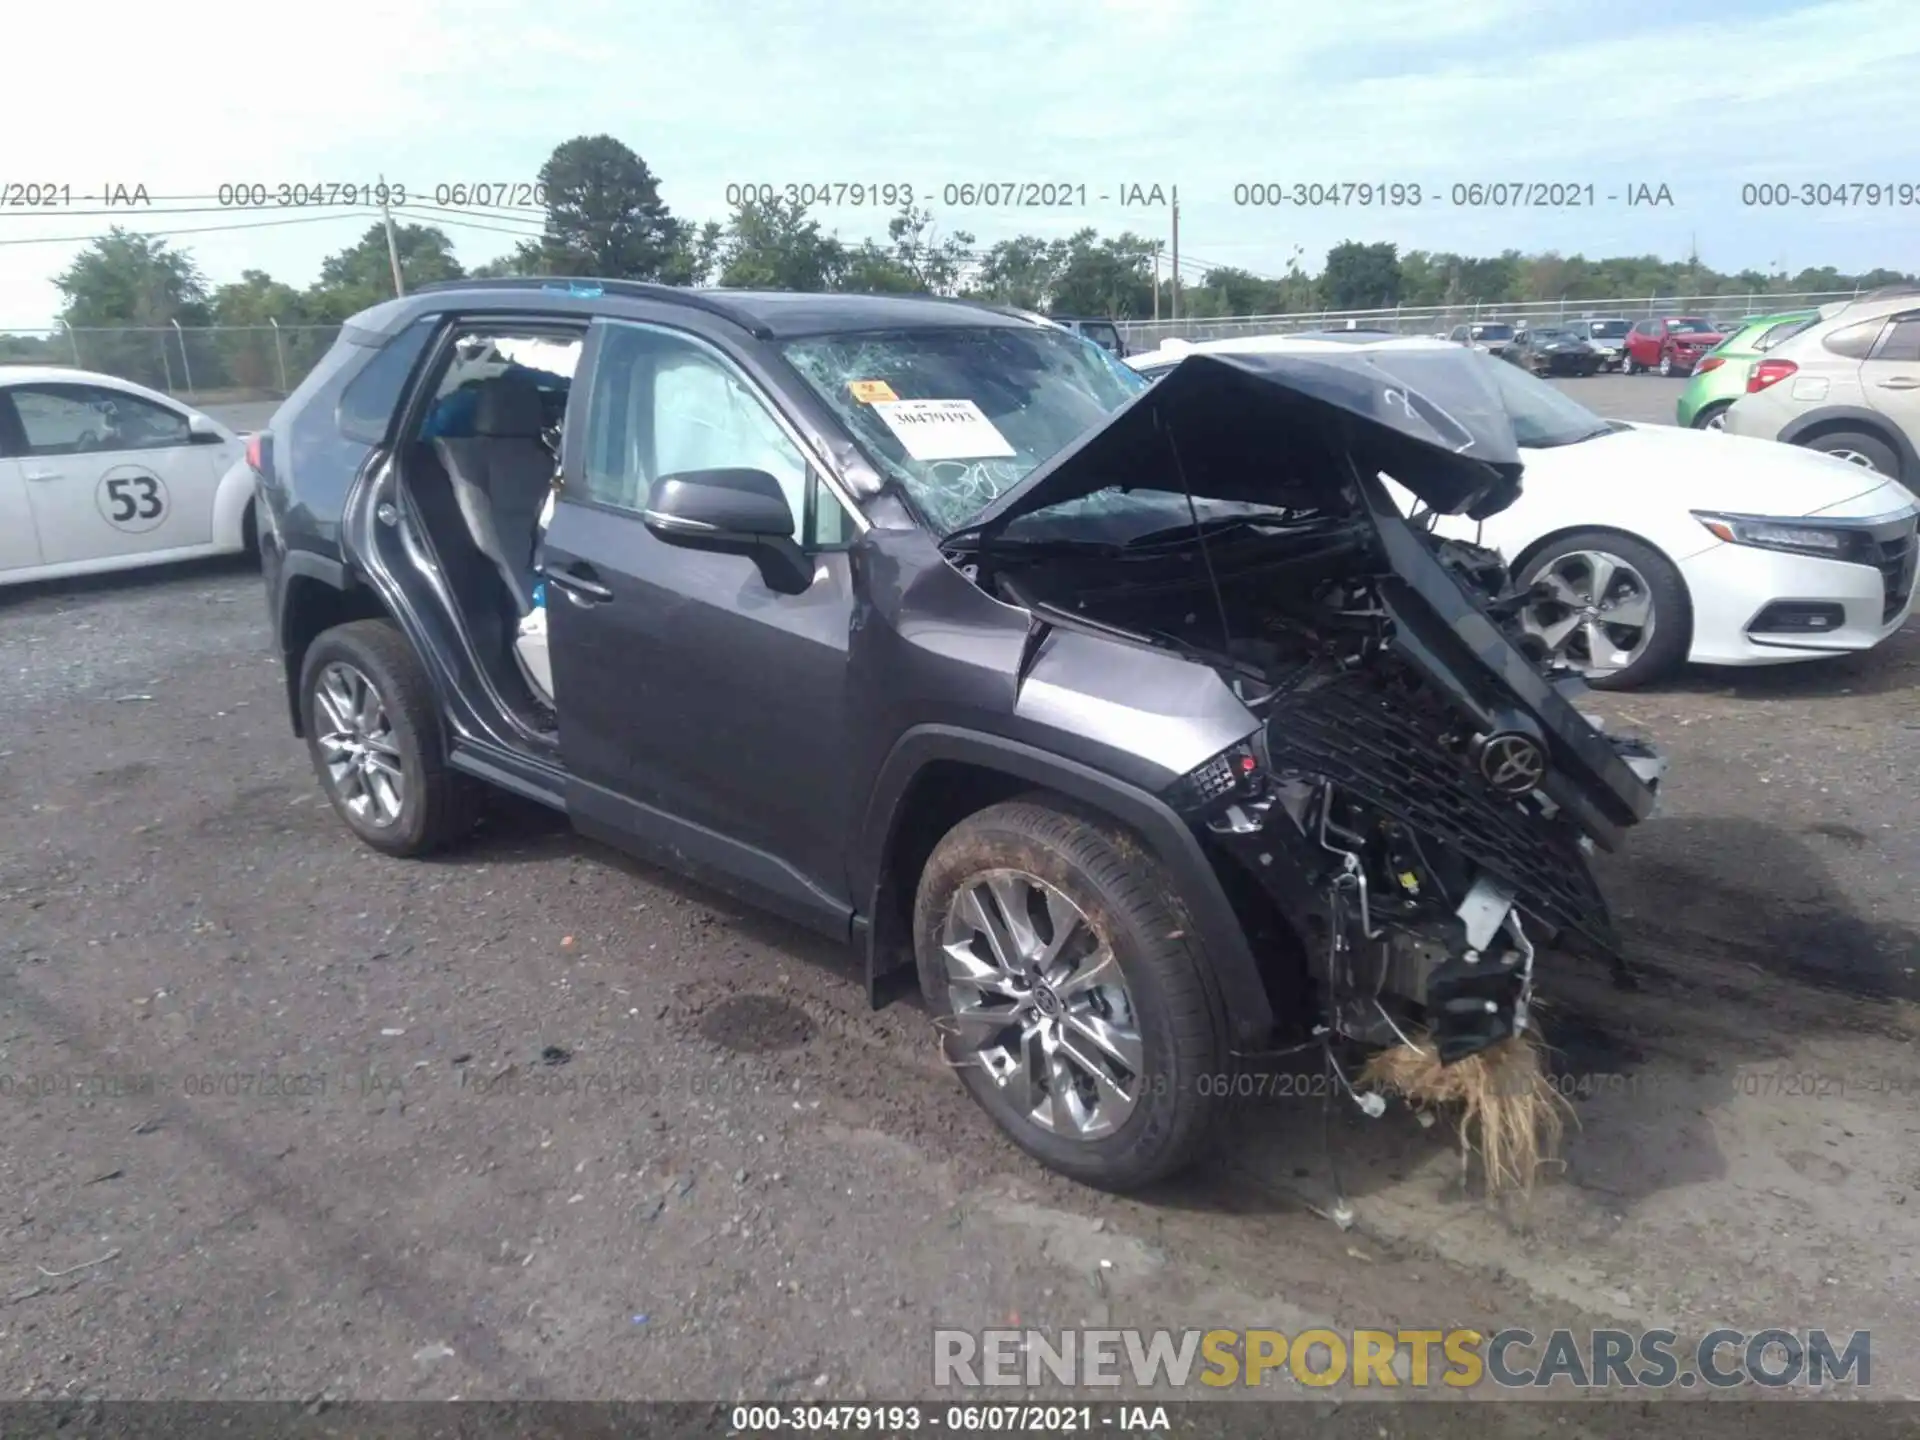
(1118, 513), (1297, 549)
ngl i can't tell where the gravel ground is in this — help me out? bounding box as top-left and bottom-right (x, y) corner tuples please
(1, 459), (1915, 1413)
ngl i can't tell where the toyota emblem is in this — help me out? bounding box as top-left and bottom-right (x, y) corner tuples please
(1478, 733), (1547, 795)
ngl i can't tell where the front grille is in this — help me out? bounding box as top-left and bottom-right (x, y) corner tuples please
(1263, 666), (1617, 954)
(1872, 522), (1917, 624)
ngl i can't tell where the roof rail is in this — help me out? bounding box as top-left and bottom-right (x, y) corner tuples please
(406, 276), (776, 337)
(1857, 283), (1920, 302)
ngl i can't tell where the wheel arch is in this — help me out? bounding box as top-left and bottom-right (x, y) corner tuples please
(279, 555), (392, 736)
(854, 725), (1278, 1049)
(1777, 407), (1916, 482)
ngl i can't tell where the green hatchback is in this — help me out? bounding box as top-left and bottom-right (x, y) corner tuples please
(1675, 310), (1819, 429)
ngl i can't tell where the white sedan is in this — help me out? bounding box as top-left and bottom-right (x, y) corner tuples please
(0, 367), (256, 589)
(1129, 334), (1920, 689)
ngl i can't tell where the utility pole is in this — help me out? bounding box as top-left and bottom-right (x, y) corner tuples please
(379, 174), (406, 297)
(1169, 186), (1181, 322)
(1152, 244), (1161, 322)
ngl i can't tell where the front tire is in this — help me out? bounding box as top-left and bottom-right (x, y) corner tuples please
(1621, 351), (1639, 375)
(1658, 353), (1675, 377)
(299, 619), (483, 856)
(913, 797), (1229, 1191)
(1517, 531), (1691, 690)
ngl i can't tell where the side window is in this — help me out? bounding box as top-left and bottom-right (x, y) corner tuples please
(11, 384), (189, 455)
(1756, 319), (1810, 352)
(581, 323), (854, 548)
(1873, 315), (1920, 363)
(1823, 319), (1887, 360)
(338, 317), (437, 445)
(415, 329), (580, 445)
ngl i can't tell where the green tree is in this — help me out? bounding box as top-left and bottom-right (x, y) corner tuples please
(1319, 240), (1403, 310)
(53, 228), (211, 387)
(306, 223), (464, 321)
(661, 220), (725, 287)
(211, 269), (308, 393)
(55, 228), (210, 327)
(966, 235), (1062, 310)
(718, 196), (846, 290)
(1049, 229), (1160, 317)
(470, 240), (546, 278)
(534, 135), (684, 279)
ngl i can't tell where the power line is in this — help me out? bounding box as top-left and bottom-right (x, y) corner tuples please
(0, 209), (384, 248)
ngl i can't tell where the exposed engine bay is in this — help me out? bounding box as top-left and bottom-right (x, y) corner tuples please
(966, 498), (1665, 1071)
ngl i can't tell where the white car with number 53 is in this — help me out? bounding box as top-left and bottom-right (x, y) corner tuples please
(0, 366), (256, 589)
(1129, 334), (1920, 690)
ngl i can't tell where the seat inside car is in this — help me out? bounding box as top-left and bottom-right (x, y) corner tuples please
(431, 371), (555, 614)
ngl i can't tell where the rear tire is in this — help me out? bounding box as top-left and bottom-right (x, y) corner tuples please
(913, 797), (1229, 1191)
(299, 619), (484, 857)
(1621, 351), (1639, 375)
(1802, 430), (1900, 477)
(1691, 401), (1732, 431)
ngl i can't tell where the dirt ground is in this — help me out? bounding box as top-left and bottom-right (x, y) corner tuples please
(1, 543), (1915, 1416)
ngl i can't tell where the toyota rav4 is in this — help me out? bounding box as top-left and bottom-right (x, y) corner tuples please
(254, 279), (1666, 1190)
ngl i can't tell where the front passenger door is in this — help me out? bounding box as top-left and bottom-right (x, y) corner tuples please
(542, 318), (862, 936)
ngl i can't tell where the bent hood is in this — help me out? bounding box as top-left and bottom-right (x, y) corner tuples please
(957, 349), (1528, 539)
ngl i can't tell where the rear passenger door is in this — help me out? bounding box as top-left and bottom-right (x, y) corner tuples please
(542, 316), (863, 937)
(1861, 310), (1920, 444)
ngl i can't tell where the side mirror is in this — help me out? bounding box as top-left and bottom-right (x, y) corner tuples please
(643, 467), (811, 594)
(188, 411), (226, 445)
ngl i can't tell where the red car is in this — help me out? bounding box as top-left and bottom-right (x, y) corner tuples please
(1621, 316), (1725, 376)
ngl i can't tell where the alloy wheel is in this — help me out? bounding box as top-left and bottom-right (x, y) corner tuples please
(939, 868), (1142, 1140)
(313, 661), (406, 826)
(1521, 550), (1657, 678)
(1824, 448), (1880, 471)
(1659, 354), (1673, 376)
(1705, 409), (1727, 430)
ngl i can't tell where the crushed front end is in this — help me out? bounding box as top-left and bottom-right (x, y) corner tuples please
(1161, 501), (1667, 1066)
(959, 346), (1668, 1071)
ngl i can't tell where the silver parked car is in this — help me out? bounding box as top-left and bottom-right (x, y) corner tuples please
(1723, 287), (1920, 482)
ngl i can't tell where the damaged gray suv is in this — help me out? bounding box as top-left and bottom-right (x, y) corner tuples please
(256, 280), (1666, 1190)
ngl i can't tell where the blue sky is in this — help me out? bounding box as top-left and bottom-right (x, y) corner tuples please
(2, 0), (1916, 328)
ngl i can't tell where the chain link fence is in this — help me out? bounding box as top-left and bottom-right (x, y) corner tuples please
(0, 323), (345, 403)
(0, 289), (1878, 397)
(1113, 290), (1870, 349)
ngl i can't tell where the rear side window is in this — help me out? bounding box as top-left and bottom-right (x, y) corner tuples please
(1823, 318), (1886, 359)
(1755, 317), (1816, 352)
(1875, 316), (1920, 363)
(339, 317), (438, 444)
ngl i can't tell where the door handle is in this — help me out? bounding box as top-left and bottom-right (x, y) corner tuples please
(544, 565), (613, 603)
(1876, 377), (1920, 390)
(22, 466), (63, 481)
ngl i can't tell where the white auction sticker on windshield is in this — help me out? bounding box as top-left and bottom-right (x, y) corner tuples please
(871, 398), (1017, 461)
